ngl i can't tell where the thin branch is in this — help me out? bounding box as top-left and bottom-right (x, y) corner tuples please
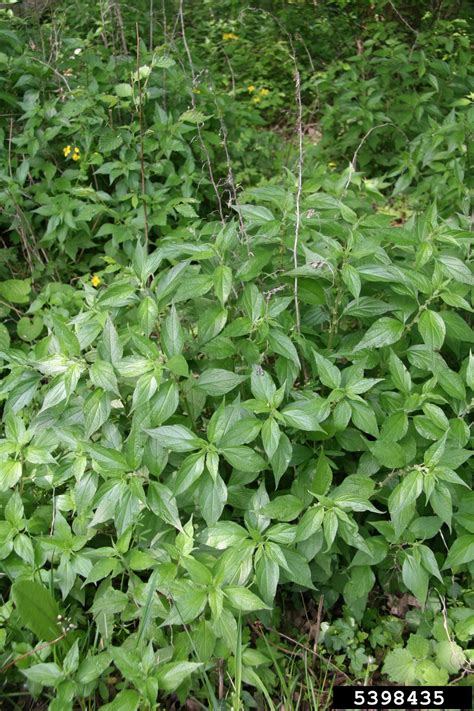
(209, 83), (251, 255)
(178, 0), (225, 224)
(149, 0), (154, 50)
(312, 594), (324, 670)
(343, 122), (408, 192)
(110, 0), (128, 55)
(29, 56), (72, 94)
(0, 298), (23, 317)
(238, 7), (305, 330)
(135, 25), (149, 245)
(99, 0), (110, 48)
(0, 632), (68, 674)
(387, 0), (418, 35)
(293, 66), (303, 333)
(251, 622), (352, 682)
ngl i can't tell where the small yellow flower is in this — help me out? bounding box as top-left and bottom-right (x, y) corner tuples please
(259, 88), (270, 96)
(63, 145), (71, 157)
(72, 147), (80, 161)
(222, 32), (239, 41)
(247, 84), (256, 93)
(91, 275), (101, 287)
(252, 96), (261, 104)
(328, 161), (337, 169)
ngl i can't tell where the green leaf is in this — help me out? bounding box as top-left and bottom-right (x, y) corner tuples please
(381, 411), (408, 442)
(341, 263), (361, 300)
(196, 369), (246, 396)
(262, 495), (304, 522)
(435, 641), (466, 674)
(218, 417), (261, 448)
(441, 312), (474, 344)
(270, 432), (292, 486)
(444, 535), (474, 568)
(0, 460), (22, 491)
(180, 108), (209, 124)
(256, 555), (279, 605)
(383, 648), (416, 684)
(90, 360), (119, 395)
(350, 401), (379, 437)
(238, 204), (275, 224)
(281, 399), (327, 431)
(313, 351), (341, 389)
(388, 470), (423, 537)
(250, 366), (276, 403)
(202, 522), (249, 549)
(437, 368), (466, 400)
(267, 330), (300, 367)
(200, 473), (227, 525)
(174, 452), (206, 495)
(224, 586), (270, 611)
(151, 381), (179, 425)
(438, 255), (474, 285)
(389, 352), (412, 393)
(17, 316), (43, 341)
(162, 305), (184, 358)
(11, 580), (62, 641)
(84, 389), (111, 437)
(100, 317), (123, 363)
(115, 82), (133, 97)
(261, 417), (280, 459)
(311, 452), (333, 496)
(466, 351), (474, 390)
(0, 322), (10, 351)
(402, 553), (429, 604)
(22, 662), (64, 687)
(157, 661), (203, 691)
(280, 548), (315, 588)
(214, 265), (233, 305)
(295, 507), (324, 542)
(100, 690), (140, 711)
(144, 425), (204, 452)
(418, 545), (442, 582)
(371, 439), (407, 469)
(166, 354), (189, 377)
(0, 279), (31, 304)
(76, 653), (112, 684)
(418, 309), (445, 350)
(220, 445), (266, 472)
(148, 482), (183, 530)
(354, 317), (404, 351)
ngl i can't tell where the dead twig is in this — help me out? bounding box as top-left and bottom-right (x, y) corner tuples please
(178, 0), (225, 225)
(135, 24), (149, 245)
(293, 65), (303, 334)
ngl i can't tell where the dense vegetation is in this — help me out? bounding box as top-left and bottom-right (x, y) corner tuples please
(0, 0), (472, 708)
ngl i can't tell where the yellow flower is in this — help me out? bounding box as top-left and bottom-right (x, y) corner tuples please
(63, 145), (71, 157)
(328, 161), (337, 169)
(247, 84), (256, 93)
(91, 275), (101, 287)
(259, 88), (270, 96)
(252, 96), (261, 104)
(72, 147), (80, 161)
(222, 32), (239, 41)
